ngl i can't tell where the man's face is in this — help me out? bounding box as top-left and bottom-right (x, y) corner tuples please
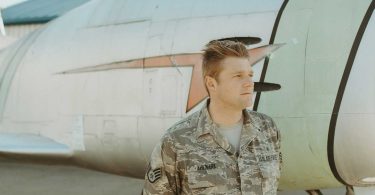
(209, 57), (254, 110)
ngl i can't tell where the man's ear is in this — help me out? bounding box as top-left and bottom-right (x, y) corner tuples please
(205, 76), (216, 92)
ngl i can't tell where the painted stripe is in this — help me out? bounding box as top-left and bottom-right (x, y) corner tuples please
(253, 0), (289, 111)
(58, 45), (281, 113)
(327, 0), (375, 186)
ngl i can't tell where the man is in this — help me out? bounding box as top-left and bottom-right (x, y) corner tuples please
(143, 40), (282, 194)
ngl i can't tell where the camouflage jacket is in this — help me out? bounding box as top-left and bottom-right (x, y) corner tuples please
(143, 102), (282, 195)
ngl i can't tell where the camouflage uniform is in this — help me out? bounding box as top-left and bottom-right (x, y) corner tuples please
(143, 101), (282, 195)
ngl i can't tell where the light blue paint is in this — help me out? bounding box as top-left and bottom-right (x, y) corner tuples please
(0, 132), (70, 154)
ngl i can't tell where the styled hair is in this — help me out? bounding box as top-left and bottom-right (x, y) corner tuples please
(202, 40), (249, 95)
(202, 40), (249, 81)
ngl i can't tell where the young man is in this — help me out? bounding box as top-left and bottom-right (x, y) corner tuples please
(143, 40), (282, 194)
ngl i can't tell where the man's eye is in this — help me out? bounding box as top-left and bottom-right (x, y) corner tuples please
(235, 75), (241, 77)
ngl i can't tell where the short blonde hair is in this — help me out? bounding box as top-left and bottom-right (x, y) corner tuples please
(202, 40), (250, 95)
(202, 40), (249, 81)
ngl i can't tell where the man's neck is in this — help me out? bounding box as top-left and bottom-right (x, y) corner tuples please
(208, 99), (243, 126)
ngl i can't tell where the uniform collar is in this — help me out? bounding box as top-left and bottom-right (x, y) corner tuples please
(196, 99), (216, 139)
(239, 108), (262, 151)
(195, 99), (261, 154)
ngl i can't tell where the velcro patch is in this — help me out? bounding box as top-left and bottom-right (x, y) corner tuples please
(147, 167), (162, 183)
(197, 163), (216, 171)
(256, 153), (279, 162)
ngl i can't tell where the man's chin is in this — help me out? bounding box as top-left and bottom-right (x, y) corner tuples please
(241, 100), (253, 109)
(245, 104), (253, 109)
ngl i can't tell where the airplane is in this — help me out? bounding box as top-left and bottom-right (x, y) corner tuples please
(0, 0), (374, 194)
(0, 6), (6, 36)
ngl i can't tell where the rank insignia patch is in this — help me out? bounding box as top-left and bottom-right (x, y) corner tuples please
(147, 167), (161, 183)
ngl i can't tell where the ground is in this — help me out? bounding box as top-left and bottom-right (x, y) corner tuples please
(0, 158), (346, 195)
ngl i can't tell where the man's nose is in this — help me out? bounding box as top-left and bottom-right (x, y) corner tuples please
(243, 79), (254, 89)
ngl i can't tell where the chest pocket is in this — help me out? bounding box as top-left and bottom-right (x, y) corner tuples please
(257, 152), (281, 194)
(251, 133), (280, 178)
(183, 142), (238, 193)
(187, 167), (227, 186)
(186, 164), (229, 194)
